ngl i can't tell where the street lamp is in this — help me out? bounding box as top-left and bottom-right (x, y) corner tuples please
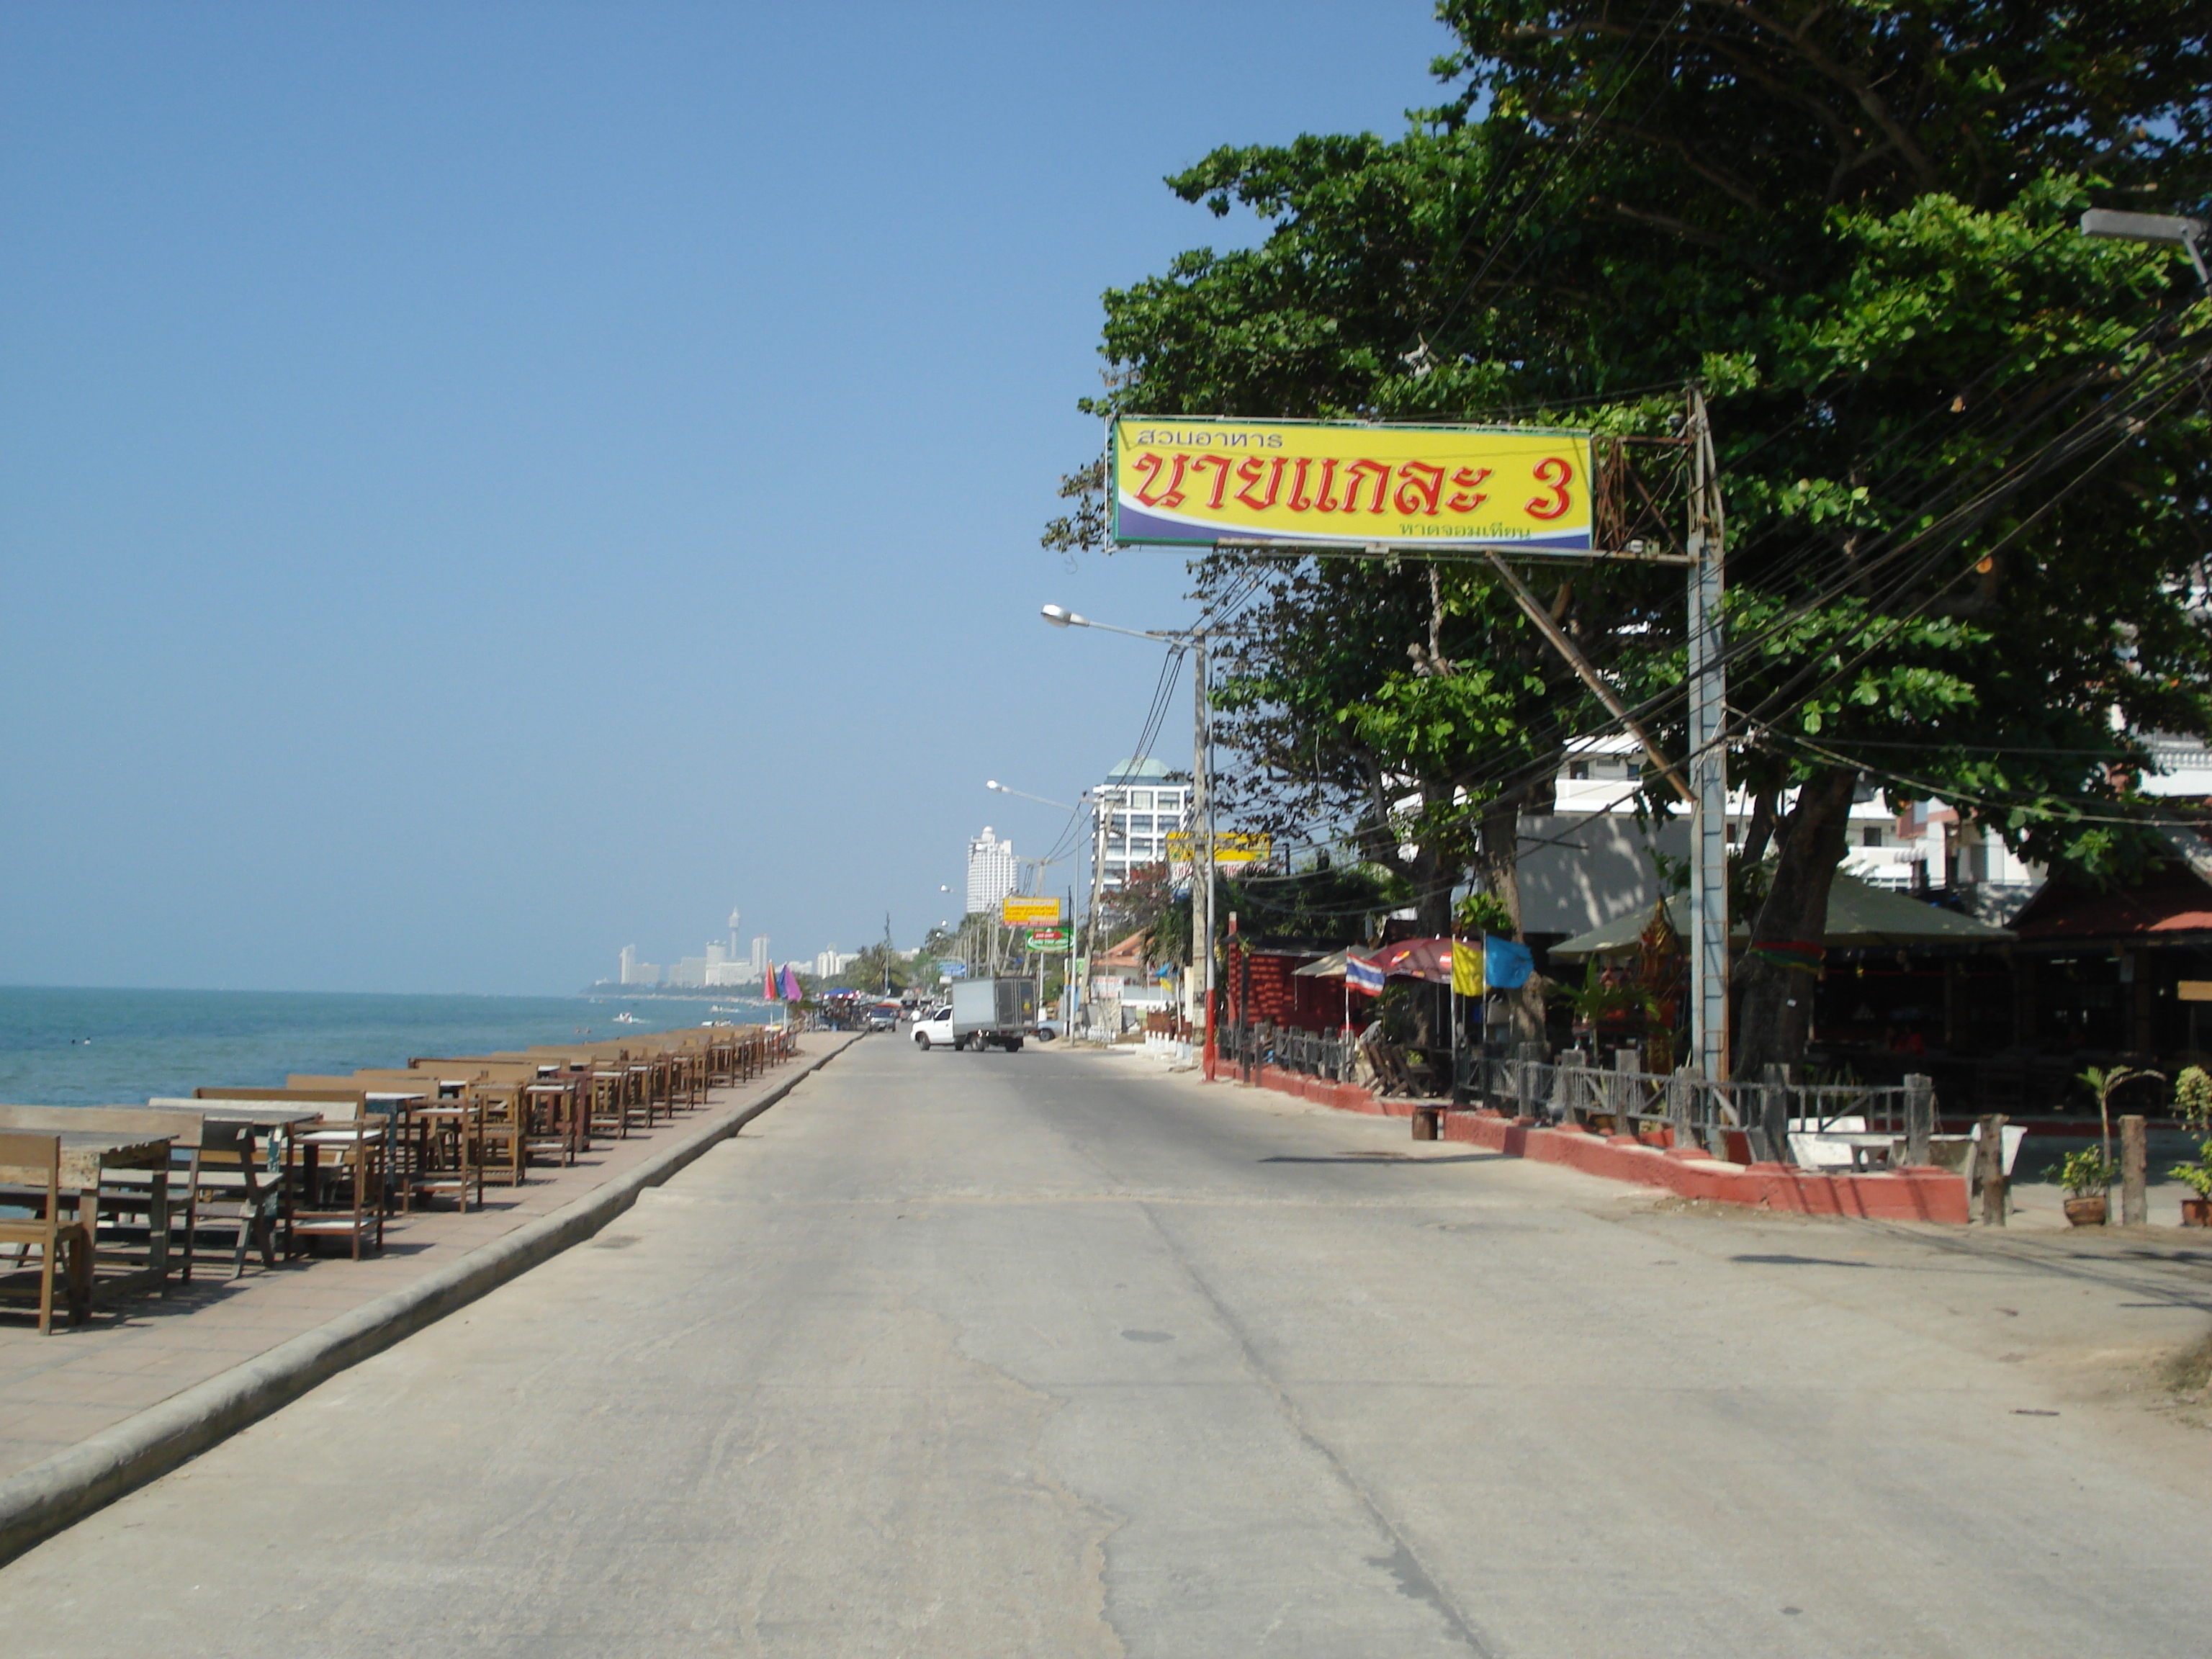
(986, 778), (1075, 811)
(2080, 207), (2210, 291)
(1040, 601), (1218, 1063)
(986, 778), (1092, 1025)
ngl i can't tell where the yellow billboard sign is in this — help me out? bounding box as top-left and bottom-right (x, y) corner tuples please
(1112, 417), (1593, 551)
(1000, 896), (1063, 925)
(1165, 832), (1272, 870)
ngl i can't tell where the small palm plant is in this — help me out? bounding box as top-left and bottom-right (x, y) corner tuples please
(2079, 1064), (2163, 1172)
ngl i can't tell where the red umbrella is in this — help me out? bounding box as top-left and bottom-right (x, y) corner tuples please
(1367, 938), (1464, 984)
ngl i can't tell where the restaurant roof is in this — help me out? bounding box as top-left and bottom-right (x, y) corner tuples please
(2008, 860), (2212, 946)
(1550, 873), (2013, 961)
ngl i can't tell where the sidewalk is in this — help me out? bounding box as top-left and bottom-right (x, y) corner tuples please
(0, 1033), (856, 1486)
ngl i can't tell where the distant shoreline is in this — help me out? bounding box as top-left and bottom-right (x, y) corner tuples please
(579, 983), (765, 1001)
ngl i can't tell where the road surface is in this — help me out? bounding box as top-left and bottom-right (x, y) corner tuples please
(4, 1037), (2208, 1656)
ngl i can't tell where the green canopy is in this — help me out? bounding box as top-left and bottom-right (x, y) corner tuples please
(1547, 873), (2013, 961)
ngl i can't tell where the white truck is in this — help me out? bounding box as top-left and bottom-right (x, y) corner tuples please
(912, 977), (1037, 1051)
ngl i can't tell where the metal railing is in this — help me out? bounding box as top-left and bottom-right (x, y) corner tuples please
(1459, 1045), (1937, 1166)
(1216, 1021), (1352, 1084)
(1215, 1022), (1939, 1166)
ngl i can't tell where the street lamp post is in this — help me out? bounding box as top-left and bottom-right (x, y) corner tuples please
(1043, 604), (1217, 1062)
(986, 778), (1090, 1032)
(2080, 208), (2211, 292)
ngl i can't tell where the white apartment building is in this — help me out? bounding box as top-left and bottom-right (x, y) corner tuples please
(1519, 734), (2059, 941)
(967, 826), (1019, 914)
(1096, 756), (1191, 892)
(813, 947), (860, 980)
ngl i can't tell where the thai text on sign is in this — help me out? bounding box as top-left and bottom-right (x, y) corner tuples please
(1164, 831), (1272, 868)
(1002, 896), (1062, 925)
(1112, 418), (1593, 551)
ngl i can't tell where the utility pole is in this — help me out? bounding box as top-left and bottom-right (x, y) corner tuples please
(1686, 386), (1730, 1082)
(1085, 791), (1109, 1039)
(1192, 634), (1215, 1040)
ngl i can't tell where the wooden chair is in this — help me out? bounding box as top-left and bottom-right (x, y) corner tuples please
(0, 1133), (94, 1334)
(471, 1083), (529, 1187)
(410, 1097), (484, 1213)
(285, 1107), (387, 1259)
(181, 1120), (281, 1282)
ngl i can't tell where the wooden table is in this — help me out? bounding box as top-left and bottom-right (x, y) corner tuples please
(0, 1131), (177, 1301)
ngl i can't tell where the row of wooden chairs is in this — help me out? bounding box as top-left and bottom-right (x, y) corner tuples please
(3, 1025), (795, 1331)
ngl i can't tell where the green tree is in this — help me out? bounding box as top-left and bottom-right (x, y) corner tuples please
(1058, 0), (2212, 1076)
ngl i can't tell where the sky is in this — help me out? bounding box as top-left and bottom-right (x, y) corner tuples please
(0, 1), (1459, 995)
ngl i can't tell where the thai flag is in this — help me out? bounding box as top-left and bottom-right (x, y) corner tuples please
(1345, 953), (1385, 995)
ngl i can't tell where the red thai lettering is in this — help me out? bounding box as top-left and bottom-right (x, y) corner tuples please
(1314, 458), (1342, 511)
(1525, 457), (1573, 521)
(1133, 451), (1191, 508)
(1233, 457), (1285, 511)
(1287, 457), (1316, 512)
(1447, 466), (1493, 512)
(1393, 462), (1446, 516)
(1192, 454), (1235, 509)
(1339, 459), (1391, 513)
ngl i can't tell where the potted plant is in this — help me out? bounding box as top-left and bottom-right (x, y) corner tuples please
(2169, 1141), (2212, 1227)
(2172, 1069), (2212, 1227)
(2052, 1146), (2120, 1226)
(2079, 1064), (2162, 1174)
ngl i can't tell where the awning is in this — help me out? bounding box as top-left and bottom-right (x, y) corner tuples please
(1548, 874), (2014, 962)
(1292, 949), (1351, 979)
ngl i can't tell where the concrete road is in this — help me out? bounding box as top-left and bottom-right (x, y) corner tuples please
(4, 1038), (2209, 1657)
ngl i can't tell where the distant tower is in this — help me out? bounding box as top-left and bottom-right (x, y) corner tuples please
(619, 945), (637, 985)
(727, 907), (742, 958)
(967, 826), (1018, 914)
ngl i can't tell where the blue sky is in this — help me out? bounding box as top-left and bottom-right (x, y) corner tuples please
(0, 1), (1457, 994)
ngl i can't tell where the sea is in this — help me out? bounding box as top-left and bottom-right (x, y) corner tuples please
(0, 986), (775, 1108)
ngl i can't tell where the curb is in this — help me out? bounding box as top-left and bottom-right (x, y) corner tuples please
(0, 1033), (860, 1568)
(1220, 1060), (1969, 1224)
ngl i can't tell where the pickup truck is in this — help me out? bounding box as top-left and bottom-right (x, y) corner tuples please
(912, 977), (1037, 1051)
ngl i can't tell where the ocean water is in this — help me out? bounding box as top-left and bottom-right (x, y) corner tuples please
(0, 986), (774, 1108)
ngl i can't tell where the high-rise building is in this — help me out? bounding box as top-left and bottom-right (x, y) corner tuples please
(750, 934), (771, 978)
(619, 945), (639, 984)
(967, 826), (1018, 914)
(1095, 756), (1190, 891)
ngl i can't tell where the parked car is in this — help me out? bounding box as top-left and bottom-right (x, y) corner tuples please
(864, 1002), (900, 1032)
(1031, 1020), (1063, 1042)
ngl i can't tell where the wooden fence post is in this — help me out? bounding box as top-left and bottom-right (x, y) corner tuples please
(2120, 1114), (2147, 1227)
(1977, 1112), (2008, 1226)
(1904, 1074), (1935, 1166)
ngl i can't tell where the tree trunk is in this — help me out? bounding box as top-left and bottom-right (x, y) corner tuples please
(1478, 797), (1547, 1045)
(1733, 768), (1857, 1081)
(1410, 836), (1455, 938)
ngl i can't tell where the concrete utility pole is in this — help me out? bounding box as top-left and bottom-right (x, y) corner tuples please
(1192, 632), (1215, 1036)
(1686, 387), (1731, 1082)
(1043, 603), (1217, 1043)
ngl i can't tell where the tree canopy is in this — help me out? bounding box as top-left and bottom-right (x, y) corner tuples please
(1058, 1), (2212, 1074)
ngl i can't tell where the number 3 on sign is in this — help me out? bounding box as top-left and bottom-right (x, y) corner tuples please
(1525, 457), (1574, 521)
